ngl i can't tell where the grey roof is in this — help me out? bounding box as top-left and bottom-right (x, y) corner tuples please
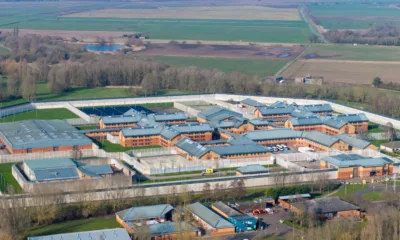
(291, 197), (359, 214)
(278, 193), (311, 200)
(186, 202), (234, 229)
(198, 106), (242, 121)
(304, 131), (340, 147)
(122, 125), (164, 137)
(151, 112), (187, 122)
(243, 129), (303, 141)
(212, 201), (243, 217)
(116, 204), (174, 221)
(198, 139), (229, 145)
(209, 144), (270, 156)
(321, 116), (348, 129)
(123, 108), (143, 116)
(175, 137), (210, 158)
(210, 117), (247, 129)
(32, 167), (79, 182)
(0, 120), (92, 150)
(301, 104), (333, 113)
(102, 111), (186, 125)
(101, 114), (143, 124)
(24, 158), (76, 170)
(236, 164), (269, 174)
(382, 141), (400, 149)
(257, 106), (296, 116)
(27, 228), (131, 240)
(78, 164), (113, 178)
(335, 113), (369, 123)
(289, 116), (322, 126)
(241, 98), (265, 107)
(249, 118), (270, 126)
(289, 109), (315, 118)
(146, 222), (197, 235)
(321, 154), (393, 168)
(337, 133), (372, 149)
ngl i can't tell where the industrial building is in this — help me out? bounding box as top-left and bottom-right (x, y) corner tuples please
(211, 201), (257, 232)
(0, 120), (93, 154)
(290, 197), (360, 219)
(116, 204), (174, 234)
(27, 228), (131, 240)
(186, 202), (235, 236)
(320, 154), (394, 179)
(278, 194), (312, 210)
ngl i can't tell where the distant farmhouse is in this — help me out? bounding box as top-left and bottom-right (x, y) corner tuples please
(295, 74), (324, 85)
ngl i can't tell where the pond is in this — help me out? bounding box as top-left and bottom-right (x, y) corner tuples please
(84, 44), (124, 52)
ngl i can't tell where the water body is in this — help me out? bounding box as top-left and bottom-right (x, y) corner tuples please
(256, 52), (273, 57)
(84, 44), (124, 52)
(278, 53), (290, 58)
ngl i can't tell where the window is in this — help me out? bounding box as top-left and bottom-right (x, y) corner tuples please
(27, 148), (32, 153)
(73, 145), (79, 151)
(53, 146), (59, 151)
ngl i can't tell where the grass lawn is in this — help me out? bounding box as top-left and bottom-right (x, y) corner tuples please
(96, 140), (162, 152)
(307, 44), (400, 62)
(0, 162), (22, 193)
(368, 122), (384, 133)
(0, 108), (78, 122)
(281, 220), (306, 231)
(332, 184), (366, 199)
(370, 140), (389, 147)
(26, 216), (120, 238)
(363, 191), (384, 202)
(9, 18), (311, 43)
(152, 56), (290, 77)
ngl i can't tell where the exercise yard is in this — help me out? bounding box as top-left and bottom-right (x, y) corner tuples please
(0, 162), (22, 193)
(0, 108), (78, 122)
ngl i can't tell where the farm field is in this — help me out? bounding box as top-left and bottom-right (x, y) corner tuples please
(136, 43), (306, 60)
(283, 59), (400, 84)
(0, 46), (9, 55)
(304, 44), (400, 61)
(0, 108), (78, 122)
(66, 6), (301, 21)
(5, 18), (311, 43)
(152, 56), (289, 77)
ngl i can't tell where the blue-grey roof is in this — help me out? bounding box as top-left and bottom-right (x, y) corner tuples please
(335, 113), (369, 123)
(146, 222), (197, 235)
(290, 109), (315, 118)
(279, 193), (311, 200)
(0, 120), (92, 150)
(198, 106), (242, 121)
(27, 228), (131, 240)
(122, 125), (164, 137)
(175, 137), (210, 158)
(243, 129), (303, 141)
(151, 112), (187, 122)
(291, 197), (359, 214)
(123, 108), (143, 116)
(209, 144), (270, 156)
(321, 154), (393, 168)
(301, 104), (333, 113)
(236, 164), (269, 174)
(210, 117), (247, 129)
(101, 114), (143, 124)
(198, 139), (229, 145)
(321, 116), (348, 129)
(212, 201), (242, 217)
(241, 98), (265, 107)
(227, 135), (259, 145)
(288, 116), (322, 126)
(78, 164), (113, 178)
(249, 118), (270, 126)
(24, 158), (76, 170)
(337, 133), (372, 149)
(304, 131), (339, 147)
(116, 204), (174, 221)
(186, 202), (234, 229)
(257, 106), (296, 116)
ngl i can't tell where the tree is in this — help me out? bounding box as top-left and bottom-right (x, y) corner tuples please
(308, 34), (320, 43)
(373, 77), (383, 88)
(202, 183), (211, 201)
(384, 122), (397, 141)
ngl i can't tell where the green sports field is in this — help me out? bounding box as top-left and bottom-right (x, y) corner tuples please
(153, 56), (289, 77)
(6, 18), (311, 43)
(0, 108), (78, 122)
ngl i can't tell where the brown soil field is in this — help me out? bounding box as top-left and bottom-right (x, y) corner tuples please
(0, 28), (133, 39)
(66, 6), (301, 21)
(134, 43), (306, 59)
(282, 59), (400, 84)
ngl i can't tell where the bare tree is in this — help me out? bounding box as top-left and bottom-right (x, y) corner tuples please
(384, 122), (397, 142)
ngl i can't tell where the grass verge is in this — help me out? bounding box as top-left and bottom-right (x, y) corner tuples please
(331, 184), (366, 199)
(0, 162), (22, 193)
(363, 191), (384, 202)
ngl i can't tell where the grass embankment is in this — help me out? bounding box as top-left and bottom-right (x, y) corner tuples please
(0, 163), (22, 193)
(363, 191), (384, 202)
(331, 184), (366, 198)
(370, 140), (389, 147)
(96, 140), (162, 152)
(0, 108), (78, 122)
(26, 216), (120, 238)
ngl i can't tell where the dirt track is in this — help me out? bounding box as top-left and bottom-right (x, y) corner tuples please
(283, 59), (400, 84)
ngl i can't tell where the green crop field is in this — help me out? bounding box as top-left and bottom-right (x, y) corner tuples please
(153, 56), (289, 77)
(306, 44), (400, 61)
(0, 46), (9, 55)
(6, 18), (311, 43)
(0, 163), (22, 193)
(317, 19), (400, 30)
(0, 108), (78, 122)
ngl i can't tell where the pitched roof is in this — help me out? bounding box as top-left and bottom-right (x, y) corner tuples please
(288, 116), (323, 126)
(242, 128), (302, 141)
(335, 113), (369, 123)
(321, 116), (348, 129)
(301, 104), (333, 113)
(24, 158), (76, 170)
(197, 106), (242, 121)
(256, 106), (296, 116)
(240, 98), (265, 107)
(212, 201), (243, 217)
(210, 117), (247, 129)
(337, 133), (372, 149)
(236, 164), (269, 174)
(175, 137), (210, 158)
(249, 118), (270, 126)
(209, 144), (270, 156)
(101, 114), (143, 124)
(382, 141), (400, 149)
(27, 228), (131, 240)
(78, 164), (113, 178)
(304, 131), (340, 147)
(24, 158), (79, 182)
(291, 197), (359, 214)
(186, 202), (234, 229)
(116, 204), (174, 221)
(0, 120), (92, 150)
(146, 222), (197, 235)
(321, 154), (393, 168)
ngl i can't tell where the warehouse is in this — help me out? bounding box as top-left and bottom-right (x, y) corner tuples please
(27, 228), (131, 240)
(0, 120), (93, 154)
(211, 201), (257, 232)
(186, 202), (235, 236)
(320, 153), (394, 179)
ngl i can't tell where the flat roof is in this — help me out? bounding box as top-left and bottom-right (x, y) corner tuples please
(279, 193), (311, 200)
(186, 202), (234, 229)
(382, 141), (400, 149)
(0, 120), (92, 150)
(116, 204), (174, 221)
(78, 164), (113, 177)
(27, 228), (130, 240)
(24, 158), (81, 182)
(321, 154), (393, 168)
(24, 158), (76, 170)
(236, 164), (269, 174)
(146, 222), (197, 235)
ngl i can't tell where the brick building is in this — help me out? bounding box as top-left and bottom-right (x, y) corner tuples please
(254, 102), (333, 119)
(0, 120), (93, 154)
(240, 98), (265, 108)
(197, 106), (242, 123)
(320, 153), (393, 179)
